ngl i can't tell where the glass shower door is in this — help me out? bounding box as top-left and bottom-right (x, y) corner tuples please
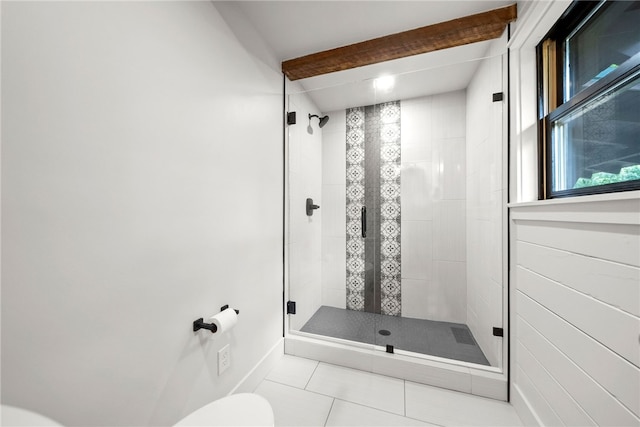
(290, 100), (404, 350)
(285, 88), (388, 348)
(347, 101), (417, 356)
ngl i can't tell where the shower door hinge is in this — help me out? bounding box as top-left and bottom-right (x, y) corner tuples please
(286, 301), (296, 315)
(287, 111), (297, 125)
(493, 327), (504, 337)
(492, 92), (504, 102)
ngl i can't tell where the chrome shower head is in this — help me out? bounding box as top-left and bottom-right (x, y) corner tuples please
(309, 113), (330, 129)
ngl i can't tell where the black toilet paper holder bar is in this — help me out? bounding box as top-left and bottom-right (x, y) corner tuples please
(193, 305), (240, 333)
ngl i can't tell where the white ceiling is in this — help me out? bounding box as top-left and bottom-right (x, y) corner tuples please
(223, 1), (513, 112)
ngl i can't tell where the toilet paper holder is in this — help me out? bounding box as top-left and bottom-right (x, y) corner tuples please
(193, 305), (240, 333)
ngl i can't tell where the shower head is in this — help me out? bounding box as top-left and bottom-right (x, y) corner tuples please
(309, 113), (330, 129)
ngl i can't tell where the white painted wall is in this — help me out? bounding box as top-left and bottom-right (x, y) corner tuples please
(286, 88), (323, 330)
(509, 1), (640, 425)
(1, 2), (283, 426)
(465, 35), (507, 368)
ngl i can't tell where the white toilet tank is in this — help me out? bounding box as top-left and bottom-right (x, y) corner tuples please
(174, 393), (274, 427)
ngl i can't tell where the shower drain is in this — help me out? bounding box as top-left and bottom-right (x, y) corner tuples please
(378, 329), (391, 336)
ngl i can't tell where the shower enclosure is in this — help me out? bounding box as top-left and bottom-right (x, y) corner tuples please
(285, 34), (509, 398)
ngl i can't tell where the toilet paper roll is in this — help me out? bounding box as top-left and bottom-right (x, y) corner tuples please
(208, 307), (238, 334)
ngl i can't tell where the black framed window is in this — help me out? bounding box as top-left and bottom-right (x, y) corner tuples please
(537, 1), (640, 198)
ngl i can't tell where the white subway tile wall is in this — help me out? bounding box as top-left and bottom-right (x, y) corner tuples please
(402, 93), (467, 323)
(465, 48), (506, 368)
(288, 93), (324, 330)
(320, 92), (470, 324)
(321, 110), (347, 309)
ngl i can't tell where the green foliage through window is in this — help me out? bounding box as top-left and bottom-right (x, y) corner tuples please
(574, 165), (640, 189)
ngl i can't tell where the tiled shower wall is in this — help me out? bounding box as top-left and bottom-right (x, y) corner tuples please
(321, 91), (468, 324)
(400, 91), (467, 324)
(321, 110), (347, 309)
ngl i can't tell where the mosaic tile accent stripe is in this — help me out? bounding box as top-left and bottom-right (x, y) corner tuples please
(378, 102), (402, 316)
(345, 103), (401, 316)
(345, 107), (366, 311)
(363, 105), (381, 314)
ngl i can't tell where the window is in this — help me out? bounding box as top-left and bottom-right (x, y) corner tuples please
(538, 1), (640, 198)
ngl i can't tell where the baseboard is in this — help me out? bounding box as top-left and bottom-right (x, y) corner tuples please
(229, 338), (284, 395)
(511, 383), (541, 426)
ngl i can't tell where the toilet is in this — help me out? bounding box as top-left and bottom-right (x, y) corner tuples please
(174, 393), (274, 427)
(1, 394), (273, 427)
(1, 405), (63, 426)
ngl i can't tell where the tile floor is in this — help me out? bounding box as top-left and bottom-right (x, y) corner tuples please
(254, 355), (523, 427)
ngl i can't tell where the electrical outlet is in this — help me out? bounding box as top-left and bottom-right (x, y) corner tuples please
(218, 344), (230, 375)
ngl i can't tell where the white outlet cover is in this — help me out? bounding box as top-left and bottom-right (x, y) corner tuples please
(218, 344), (230, 375)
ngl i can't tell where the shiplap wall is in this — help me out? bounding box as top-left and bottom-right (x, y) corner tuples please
(510, 194), (640, 426)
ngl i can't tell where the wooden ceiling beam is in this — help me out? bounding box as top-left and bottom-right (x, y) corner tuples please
(282, 4), (516, 81)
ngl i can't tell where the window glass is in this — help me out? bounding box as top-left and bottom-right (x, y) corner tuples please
(551, 70), (640, 192)
(565, 2), (640, 101)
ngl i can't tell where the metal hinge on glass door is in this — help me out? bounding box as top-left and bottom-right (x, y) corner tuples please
(286, 301), (296, 315)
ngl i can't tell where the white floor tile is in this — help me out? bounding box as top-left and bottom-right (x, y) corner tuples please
(405, 381), (523, 426)
(255, 380), (333, 427)
(326, 399), (434, 427)
(306, 363), (405, 415)
(266, 355), (319, 389)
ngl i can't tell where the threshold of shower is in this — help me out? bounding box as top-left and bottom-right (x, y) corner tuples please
(284, 332), (507, 401)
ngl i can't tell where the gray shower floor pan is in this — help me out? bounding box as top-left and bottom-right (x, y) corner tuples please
(300, 306), (490, 366)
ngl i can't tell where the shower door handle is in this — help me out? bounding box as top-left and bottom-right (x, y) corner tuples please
(361, 206), (367, 238)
